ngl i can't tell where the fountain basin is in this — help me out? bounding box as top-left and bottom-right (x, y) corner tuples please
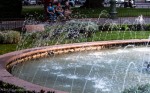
(0, 39), (150, 92)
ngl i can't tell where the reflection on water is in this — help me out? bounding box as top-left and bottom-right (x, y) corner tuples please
(11, 47), (150, 93)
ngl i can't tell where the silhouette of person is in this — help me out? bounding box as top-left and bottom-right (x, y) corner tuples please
(147, 63), (150, 69)
(128, 0), (133, 8)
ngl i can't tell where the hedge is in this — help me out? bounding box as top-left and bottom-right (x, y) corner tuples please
(0, 30), (20, 44)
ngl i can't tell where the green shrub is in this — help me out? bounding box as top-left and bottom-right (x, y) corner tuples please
(0, 32), (4, 43)
(99, 24), (150, 31)
(122, 84), (150, 93)
(66, 20), (99, 32)
(0, 30), (20, 44)
(0, 80), (55, 93)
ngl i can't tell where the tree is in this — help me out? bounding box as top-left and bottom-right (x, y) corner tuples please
(43, 0), (54, 20)
(83, 0), (104, 8)
(0, 0), (22, 18)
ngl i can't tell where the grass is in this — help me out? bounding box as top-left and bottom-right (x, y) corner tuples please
(72, 7), (150, 18)
(0, 44), (17, 55)
(1, 31), (150, 55)
(21, 5), (150, 18)
(22, 5), (44, 16)
(50, 31), (150, 44)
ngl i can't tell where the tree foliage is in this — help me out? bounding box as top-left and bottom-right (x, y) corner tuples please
(83, 0), (104, 8)
(0, 0), (22, 18)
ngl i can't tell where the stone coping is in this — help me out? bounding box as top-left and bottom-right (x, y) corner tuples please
(0, 39), (150, 93)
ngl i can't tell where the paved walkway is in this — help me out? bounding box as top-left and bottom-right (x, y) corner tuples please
(1, 16), (150, 30)
(0, 20), (24, 30)
(75, 16), (150, 25)
(105, 2), (150, 8)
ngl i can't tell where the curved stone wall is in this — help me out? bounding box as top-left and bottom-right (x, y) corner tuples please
(0, 39), (150, 92)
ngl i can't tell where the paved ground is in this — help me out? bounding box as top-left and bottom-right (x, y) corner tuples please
(0, 21), (24, 30)
(75, 16), (150, 26)
(1, 17), (150, 30)
(1, 3), (150, 30)
(104, 2), (150, 8)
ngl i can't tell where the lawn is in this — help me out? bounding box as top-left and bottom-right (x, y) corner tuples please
(1, 31), (150, 55)
(1, 6), (150, 55)
(22, 5), (150, 18)
(0, 44), (17, 55)
(72, 7), (150, 18)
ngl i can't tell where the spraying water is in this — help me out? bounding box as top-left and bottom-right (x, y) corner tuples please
(10, 11), (150, 93)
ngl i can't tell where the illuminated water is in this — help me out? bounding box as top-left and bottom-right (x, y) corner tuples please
(11, 46), (150, 93)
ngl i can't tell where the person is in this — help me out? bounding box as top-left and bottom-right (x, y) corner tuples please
(64, 1), (71, 10)
(47, 2), (56, 22)
(64, 7), (72, 20)
(43, 0), (54, 20)
(55, 2), (64, 17)
(64, 1), (72, 20)
(128, 0), (133, 8)
(146, 61), (150, 69)
(124, 0), (128, 8)
(144, 61), (150, 72)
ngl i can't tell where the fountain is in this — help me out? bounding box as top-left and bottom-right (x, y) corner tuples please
(8, 45), (150, 93)
(1, 14), (150, 93)
(134, 15), (145, 31)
